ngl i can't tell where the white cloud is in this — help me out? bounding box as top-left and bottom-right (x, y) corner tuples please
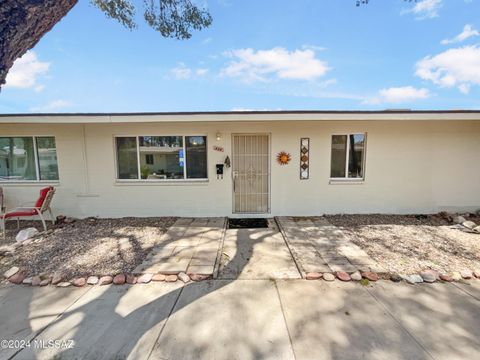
(170, 63), (192, 79)
(5, 51), (50, 90)
(369, 86), (430, 104)
(201, 37), (212, 45)
(168, 64), (209, 79)
(30, 99), (72, 112)
(34, 85), (45, 93)
(441, 24), (479, 44)
(415, 45), (480, 93)
(196, 68), (209, 76)
(221, 47), (330, 82)
(402, 0), (442, 19)
(301, 44), (327, 52)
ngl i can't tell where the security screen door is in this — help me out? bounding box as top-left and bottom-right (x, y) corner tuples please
(232, 134), (270, 213)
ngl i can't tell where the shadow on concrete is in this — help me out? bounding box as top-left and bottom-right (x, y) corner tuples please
(2, 221), (280, 359)
(1, 219), (479, 359)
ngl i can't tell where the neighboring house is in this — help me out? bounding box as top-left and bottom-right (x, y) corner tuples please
(0, 110), (479, 218)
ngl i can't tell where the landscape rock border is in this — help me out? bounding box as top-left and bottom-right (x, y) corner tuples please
(2, 267), (214, 287)
(2, 266), (479, 288)
(303, 269), (480, 284)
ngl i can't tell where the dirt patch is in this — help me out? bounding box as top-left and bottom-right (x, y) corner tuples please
(325, 214), (480, 274)
(0, 217), (176, 279)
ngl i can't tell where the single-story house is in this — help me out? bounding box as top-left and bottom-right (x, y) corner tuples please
(0, 110), (479, 218)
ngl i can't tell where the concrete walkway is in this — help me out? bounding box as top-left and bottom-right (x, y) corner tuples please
(277, 216), (383, 275)
(1, 218), (479, 359)
(0, 280), (479, 359)
(134, 216), (382, 280)
(134, 218), (226, 276)
(218, 221), (301, 279)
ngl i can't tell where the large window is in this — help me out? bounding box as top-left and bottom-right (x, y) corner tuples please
(115, 135), (207, 180)
(0, 136), (59, 181)
(330, 134), (365, 179)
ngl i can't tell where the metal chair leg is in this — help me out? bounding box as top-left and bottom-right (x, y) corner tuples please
(38, 213), (47, 232)
(48, 208), (54, 224)
(17, 217), (19, 229)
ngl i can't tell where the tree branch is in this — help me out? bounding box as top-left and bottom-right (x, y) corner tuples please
(0, 0), (78, 87)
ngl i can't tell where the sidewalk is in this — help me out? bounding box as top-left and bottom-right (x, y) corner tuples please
(1, 279), (479, 359)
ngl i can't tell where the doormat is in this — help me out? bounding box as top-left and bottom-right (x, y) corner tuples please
(228, 218), (269, 229)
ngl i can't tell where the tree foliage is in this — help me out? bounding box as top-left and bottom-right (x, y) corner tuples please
(0, 0), (212, 87)
(1, 0), (420, 88)
(91, 0), (212, 39)
(356, 0), (418, 5)
(91, 0), (137, 30)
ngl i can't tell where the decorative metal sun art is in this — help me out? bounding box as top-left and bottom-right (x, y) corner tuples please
(276, 151), (291, 165)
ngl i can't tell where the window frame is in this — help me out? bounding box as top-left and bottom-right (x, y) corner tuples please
(329, 132), (367, 182)
(114, 134), (209, 183)
(0, 135), (59, 183)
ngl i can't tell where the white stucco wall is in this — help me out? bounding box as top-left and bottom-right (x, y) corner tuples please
(0, 119), (479, 217)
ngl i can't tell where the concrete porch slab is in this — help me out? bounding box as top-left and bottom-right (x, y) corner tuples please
(189, 249), (219, 265)
(277, 216), (381, 275)
(134, 217), (225, 275)
(186, 265), (215, 275)
(218, 228), (301, 279)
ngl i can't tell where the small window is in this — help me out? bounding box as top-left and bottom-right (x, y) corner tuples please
(145, 154), (154, 165)
(0, 136), (59, 181)
(116, 137), (138, 180)
(186, 136), (207, 179)
(115, 135), (208, 181)
(37, 137), (59, 180)
(330, 134), (365, 179)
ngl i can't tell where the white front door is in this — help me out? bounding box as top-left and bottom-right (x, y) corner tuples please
(232, 134), (270, 214)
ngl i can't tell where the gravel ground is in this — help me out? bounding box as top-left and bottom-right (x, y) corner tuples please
(0, 217), (176, 279)
(325, 214), (480, 274)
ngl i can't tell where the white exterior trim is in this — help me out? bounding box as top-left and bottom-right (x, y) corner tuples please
(1, 111), (480, 124)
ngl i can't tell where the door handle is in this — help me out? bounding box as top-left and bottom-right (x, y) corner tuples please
(232, 171), (238, 193)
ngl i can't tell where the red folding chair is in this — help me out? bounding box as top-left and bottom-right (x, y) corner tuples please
(1, 186), (55, 238)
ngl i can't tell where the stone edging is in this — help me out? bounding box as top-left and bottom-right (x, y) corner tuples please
(305, 269), (480, 284)
(4, 266), (479, 288)
(2, 267), (211, 287)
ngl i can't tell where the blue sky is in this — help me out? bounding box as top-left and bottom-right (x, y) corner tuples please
(1, 0), (480, 113)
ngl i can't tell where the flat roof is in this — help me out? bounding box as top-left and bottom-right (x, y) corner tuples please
(1, 110), (480, 123)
